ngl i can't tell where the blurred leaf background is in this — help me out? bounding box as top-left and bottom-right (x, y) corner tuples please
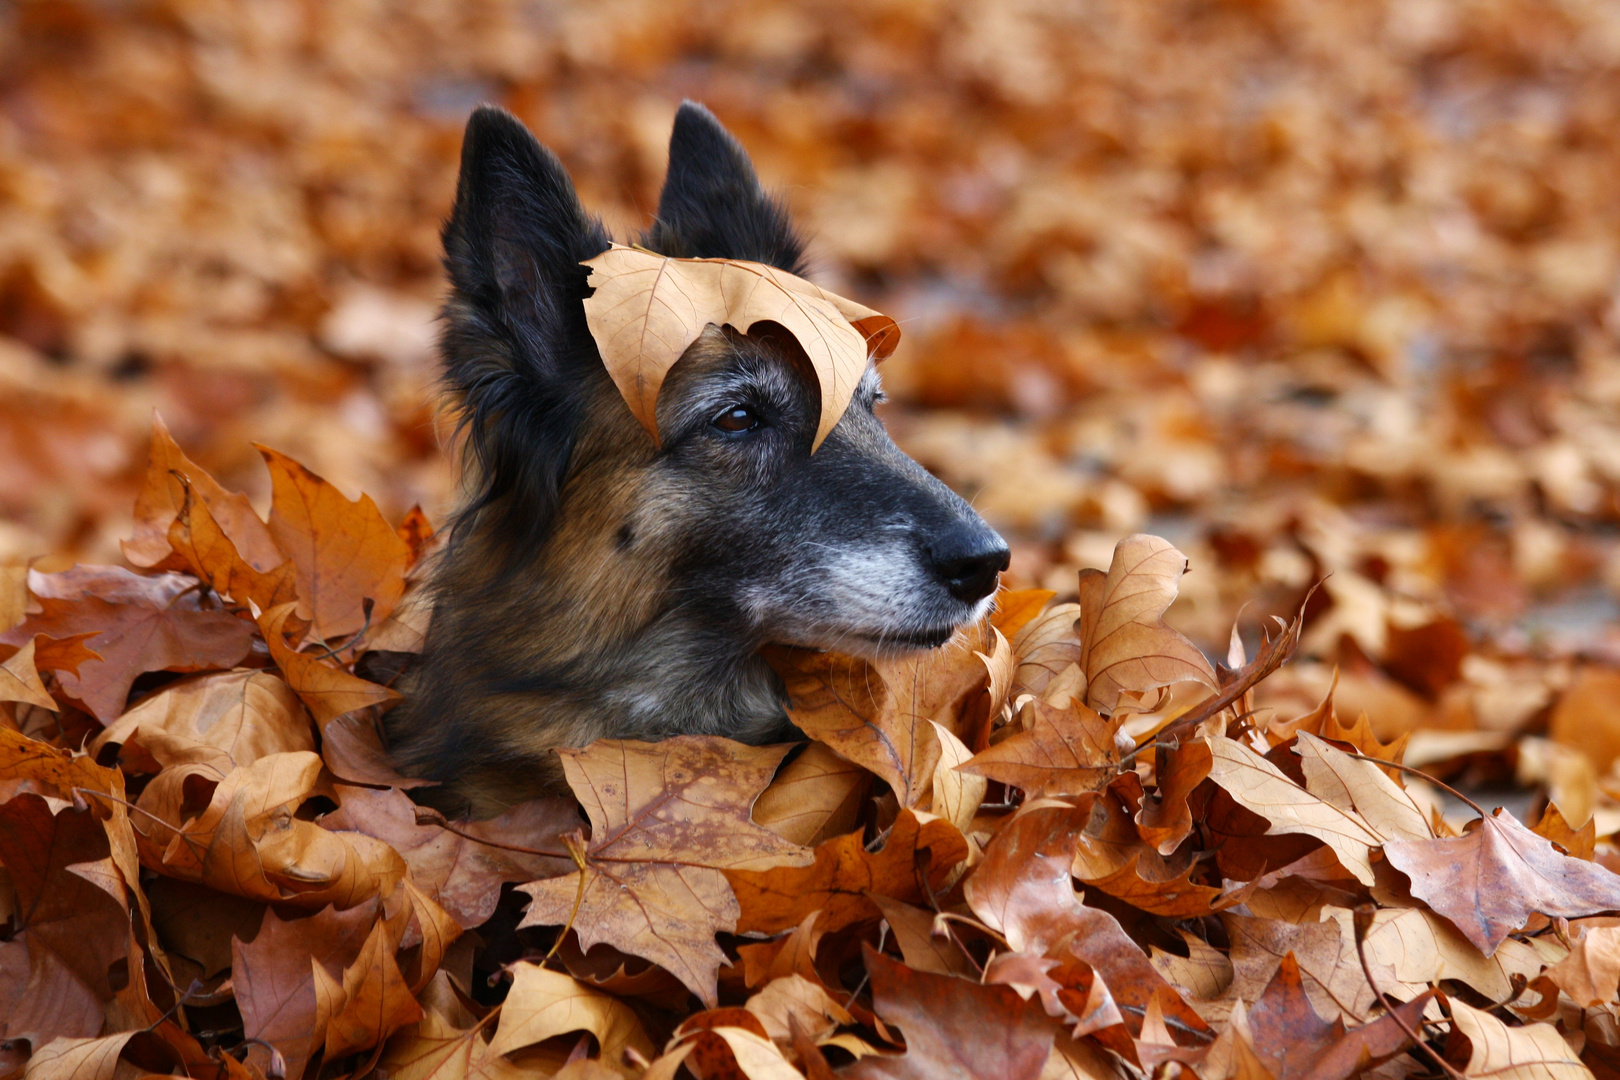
(5, 0), (1620, 800)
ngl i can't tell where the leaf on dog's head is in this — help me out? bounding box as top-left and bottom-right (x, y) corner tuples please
(580, 244), (899, 450)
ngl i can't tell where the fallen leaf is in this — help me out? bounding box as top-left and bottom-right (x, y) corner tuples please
(1136, 739), (1213, 854)
(869, 894), (977, 978)
(0, 566), (256, 723)
(1384, 807), (1620, 955)
(92, 668), (315, 774)
(325, 916), (425, 1058)
(1544, 925), (1620, 1007)
(260, 602), (400, 726)
(1241, 952), (1425, 1080)
(727, 808), (968, 938)
(1445, 997), (1591, 1080)
(845, 946), (1053, 1080)
(745, 973), (854, 1044)
(752, 742), (869, 847)
(1076, 535), (1217, 714)
(123, 414), (283, 575)
(580, 244), (898, 449)
(0, 636), (61, 710)
(485, 961), (656, 1066)
(259, 444), (410, 640)
(1010, 604), (1083, 701)
(959, 696), (1123, 797)
(167, 470), (299, 613)
(518, 737), (810, 1006)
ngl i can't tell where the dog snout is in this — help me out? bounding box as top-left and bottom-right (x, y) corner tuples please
(925, 526), (1011, 603)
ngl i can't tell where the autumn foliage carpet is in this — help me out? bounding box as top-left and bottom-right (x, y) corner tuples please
(0, 419), (1616, 1080)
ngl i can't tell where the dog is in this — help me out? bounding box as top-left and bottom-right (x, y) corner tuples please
(384, 102), (1008, 818)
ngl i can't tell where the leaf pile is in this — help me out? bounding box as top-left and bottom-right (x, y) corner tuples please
(7, 453), (1620, 1079)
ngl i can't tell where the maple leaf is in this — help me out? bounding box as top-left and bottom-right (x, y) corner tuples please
(231, 901), (382, 1079)
(1383, 805), (1620, 955)
(0, 566), (256, 723)
(323, 784), (576, 929)
(1241, 952), (1428, 1080)
(516, 737), (811, 1007)
(0, 794), (129, 1045)
(260, 601), (399, 726)
(1076, 535), (1217, 713)
(726, 807), (969, 937)
(323, 916), (425, 1058)
(845, 947), (1053, 1080)
(580, 244), (898, 449)
(870, 894), (978, 978)
(959, 695), (1124, 797)
(771, 627), (1002, 810)
(259, 444), (410, 640)
(167, 470), (299, 613)
(123, 413), (285, 575)
(1203, 734), (1429, 886)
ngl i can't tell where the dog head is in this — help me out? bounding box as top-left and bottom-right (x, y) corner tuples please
(439, 102), (1008, 655)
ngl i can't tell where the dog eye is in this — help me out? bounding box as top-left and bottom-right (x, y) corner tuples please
(712, 405), (761, 433)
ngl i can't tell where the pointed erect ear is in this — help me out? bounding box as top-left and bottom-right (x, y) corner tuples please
(442, 105), (609, 356)
(641, 101), (807, 273)
(439, 106), (610, 548)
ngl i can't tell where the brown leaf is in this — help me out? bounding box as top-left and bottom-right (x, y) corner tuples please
(1010, 603), (1083, 701)
(396, 505), (436, 570)
(0, 566), (256, 723)
(0, 636), (61, 710)
(231, 901), (381, 1079)
(168, 470), (300, 613)
(484, 961), (657, 1065)
(149, 750), (406, 908)
(1136, 739), (1213, 855)
(751, 742), (869, 847)
(1069, 789), (1227, 917)
(260, 602), (400, 726)
(259, 444), (410, 640)
(323, 784), (575, 929)
(959, 696), (1123, 797)
(1532, 802), (1596, 861)
(869, 894), (978, 978)
(0, 794), (128, 1045)
(844, 947), (1053, 1080)
(771, 632), (998, 809)
(1384, 807), (1620, 955)
(1076, 535), (1217, 713)
(518, 737), (810, 1006)
(124, 413), (283, 575)
(745, 973), (854, 1045)
(737, 909), (827, 989)
(580, 244), (898, 449)
(1242, 953), (1426, 1080)
(325, 916), (425, 1058)
(1445, 998), (1590, 1080)
(92, 668), (315, 774)
(727, 808), (969, 937)
(1545, 925), (1620, 1007)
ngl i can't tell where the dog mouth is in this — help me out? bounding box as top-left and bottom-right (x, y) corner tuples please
(848, 623), (959, 652)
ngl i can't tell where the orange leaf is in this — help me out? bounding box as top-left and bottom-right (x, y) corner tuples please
(260, 602), (400, 727)
(258, 445), (410, 641)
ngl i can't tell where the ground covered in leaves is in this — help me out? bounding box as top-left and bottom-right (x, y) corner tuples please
(9, 0), (1620, 1078)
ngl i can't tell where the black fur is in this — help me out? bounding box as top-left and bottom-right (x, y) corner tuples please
(640, 101), (808, 273)
(439, 106), (612, 554)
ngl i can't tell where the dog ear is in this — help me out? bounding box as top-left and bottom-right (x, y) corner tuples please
(642, 101), (806, 273)
(440, 105), (610, 549)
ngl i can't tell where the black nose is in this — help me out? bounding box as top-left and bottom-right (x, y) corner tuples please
(926, 531), (1011, 603)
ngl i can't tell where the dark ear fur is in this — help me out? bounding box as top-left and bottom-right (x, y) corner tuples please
(440, 105), (610, 551)
(641, 101), (807, 273)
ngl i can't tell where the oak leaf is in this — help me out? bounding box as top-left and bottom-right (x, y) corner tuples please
(517, 737), (810, 1006)
(1076, 535), (1217, 713)
(259, 444), (410, 640)
(1383, 807), (1620, 955)
(844, 946), (1053, 1080)
(726, 808), (969, 938)
(580, 244), (898, 449)
(0, 566), (255, 722)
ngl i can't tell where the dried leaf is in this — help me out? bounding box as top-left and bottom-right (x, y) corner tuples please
(259, 444), (410, 640)
(1446, 998), (1591, 1080)
(1384, 807), (1620, 955)
(580, 244), (898, 449)
(518, 737), (810, 1006)
(0, 566), (256, 723)
(1077, 535), (1217, 713)
(485, 961), (656, 1065)
(92, 668), (315, 774)
(260, 602), (400, 726)
(959, 696), (1123, 797)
